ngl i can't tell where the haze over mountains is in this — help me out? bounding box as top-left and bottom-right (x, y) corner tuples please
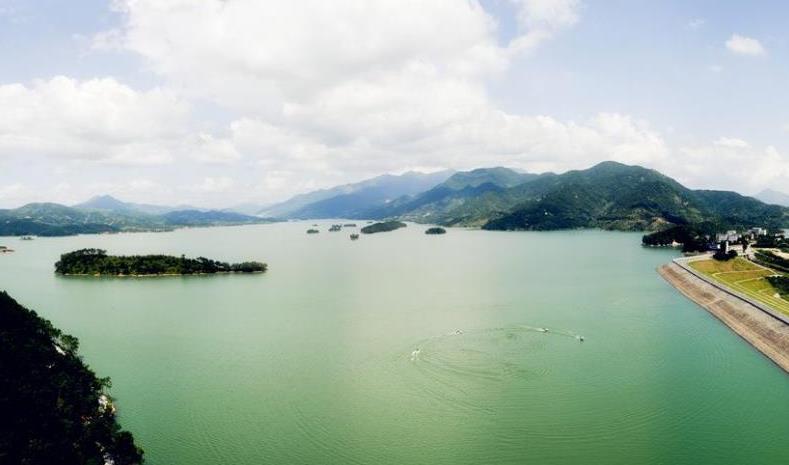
(0, 198), (270, 236)
(258, 170), (454, 219)
(756, 189), (789, 207)
(267, 162), (788, 231)
(1, 162), (787, 236)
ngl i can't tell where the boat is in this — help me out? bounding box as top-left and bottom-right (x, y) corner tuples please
(20, 236), (34, 241)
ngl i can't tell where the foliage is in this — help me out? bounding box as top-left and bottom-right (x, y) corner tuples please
(425, 227), (446, 235)
(766, 276), (789, 299)
(306, 229), (319, 234)
(754, 234), (789, 248)
(360, 221), (407, 234)
(0, 291), (144, 464)
(54, 249), (267, 275)
(641, 225), (710, 252)
(713, 250), (738, 261)
(754, 251), (789, 273)
(484, 162), (789, 231)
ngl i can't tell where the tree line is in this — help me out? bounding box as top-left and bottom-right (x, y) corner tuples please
(55, 249), (267, 275)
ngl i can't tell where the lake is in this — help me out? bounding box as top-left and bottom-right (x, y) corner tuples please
(1, 222), (788, 465)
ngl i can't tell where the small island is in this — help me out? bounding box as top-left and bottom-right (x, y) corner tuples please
(55, 249), (267, 276)
(360, 221), (407, 234)
(425, 227), (446, 235)
(307, 228), (320, 234)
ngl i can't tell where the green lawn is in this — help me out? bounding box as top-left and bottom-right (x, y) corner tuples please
(689, 257), (789, 317)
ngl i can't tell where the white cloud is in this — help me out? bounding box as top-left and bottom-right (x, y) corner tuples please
(193, 176), (235, 193)
(725, 34), (766, 56)
(191, 133), (242, 164)
(79, 0), (689, 204)
(104, 0), (511, 111)
(0, 76), (189, 164)
(3, 0), (775, 207)
(0, 183), (30, 205)
(674, 139), (789, 193)
(714, 137), (749, 148)
(507, 0), (580, 53)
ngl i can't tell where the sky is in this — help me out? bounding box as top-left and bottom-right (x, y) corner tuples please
(0, 0), (788, 208)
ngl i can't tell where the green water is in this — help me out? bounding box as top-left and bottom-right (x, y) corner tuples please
(1, 223), (787, 465)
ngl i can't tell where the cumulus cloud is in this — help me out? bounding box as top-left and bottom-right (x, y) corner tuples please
(725, 34), (766, 56)
(0, 76), (189, 164)
(104, 0), (511, 111)
(1, 0), (775, 207)
(507, 0), (580, 53)
(674, 139), (788, 193)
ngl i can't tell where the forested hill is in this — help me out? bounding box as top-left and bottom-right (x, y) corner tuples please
(0, 291), (144, 464)
(481, 162), (789, 231)
(0, 202), (273, 237)
(363, 167), (541, 225)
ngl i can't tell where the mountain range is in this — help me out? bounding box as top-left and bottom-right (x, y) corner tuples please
(0, 198), (272, 236)
(272, 161), (789, 231)
(73, 194), (195, 215)
(258, 170), (454, 218)
(2, 162), (787, 236)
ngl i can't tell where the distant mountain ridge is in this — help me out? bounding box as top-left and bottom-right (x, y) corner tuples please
(3, 163), (786, 236)
(248, 162), (789, 231)
(74, 194), (195, 215)
(260, 170), (454, 219)
(0, 199), (273, 236)
(755, 189), (789, 207)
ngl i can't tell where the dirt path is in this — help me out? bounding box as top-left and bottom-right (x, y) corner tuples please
(659, 263), (789, 374)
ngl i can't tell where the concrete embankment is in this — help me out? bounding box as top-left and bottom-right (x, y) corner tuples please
(658, 262), (789, 374)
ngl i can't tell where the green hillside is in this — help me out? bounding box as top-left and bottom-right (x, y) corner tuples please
(476, 162), (788, 231)
(365, 168), (541, 225)
(0, 202), (272, 237)
(0, 291), (143, 464)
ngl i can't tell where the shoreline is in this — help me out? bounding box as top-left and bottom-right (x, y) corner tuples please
(58, 270), (265, 278)
(658, 262), (789, 374)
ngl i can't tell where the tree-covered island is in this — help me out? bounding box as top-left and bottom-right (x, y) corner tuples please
(425, 227), (446, 235)
(360, 221), (407, 234)
(55, 249), (267, 276)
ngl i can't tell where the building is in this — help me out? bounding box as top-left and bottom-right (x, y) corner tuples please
(749, 227), (767, 237)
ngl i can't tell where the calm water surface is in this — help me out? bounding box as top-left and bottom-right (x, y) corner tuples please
(1, 222), (788, 465)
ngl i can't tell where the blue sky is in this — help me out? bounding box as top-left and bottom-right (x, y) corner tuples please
(0, 0), (787, 207)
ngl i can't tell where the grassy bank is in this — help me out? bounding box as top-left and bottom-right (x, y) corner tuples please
(689, 257), (789, 317)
